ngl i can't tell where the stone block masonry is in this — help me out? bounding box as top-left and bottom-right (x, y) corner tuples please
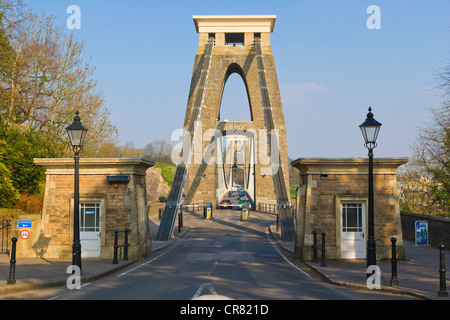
(292, 157), (407, 262)
(182, 16), (290, 207)
(25, 158), (154, 260)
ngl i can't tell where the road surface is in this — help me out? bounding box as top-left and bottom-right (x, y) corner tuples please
(1, 209), (416, 301)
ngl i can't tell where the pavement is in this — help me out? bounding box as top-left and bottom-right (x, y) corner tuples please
(0, 211), (448, 300)
(0, 214), (190, 297)
(269, 225), (450, 300)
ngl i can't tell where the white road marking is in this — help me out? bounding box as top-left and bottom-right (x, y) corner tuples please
(47, 282), (91, 300)
(266, 230), (311, 278)
(208, 261), (218, 276)
(118, 241), (181, 277)
(192, 282), (217, 299)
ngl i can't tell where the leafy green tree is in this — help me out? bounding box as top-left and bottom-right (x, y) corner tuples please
(0, 127), (51, 195)
(0, 139), (20, 207)
(0, 162), (19, 207)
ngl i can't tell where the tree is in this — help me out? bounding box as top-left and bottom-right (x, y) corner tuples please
(116, 141), (143, 158)
(408, 104), (449, 215)
(0, 3), (118, 208)
(401, 63), (450, 216)
(0, 153), (20, 208)
(143, 140), (173, 164)
(0, 8), (118, 157)
(0, 126), (50, 194)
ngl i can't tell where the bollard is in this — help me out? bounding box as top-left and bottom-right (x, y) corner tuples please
(178, 208), (183, 233)
(123, 229), (129, 261)
(312, 231), (318, 262)
(320, 232), (326, 267)
(7, 237), (17, 285)
(241, 206), (249, 221)
(204, 205), (212, 220)
(276, 213), (279, 232)
(390, 237), (398, 286)
(113, 230), (119, 264)
(438, 243), (448, 297)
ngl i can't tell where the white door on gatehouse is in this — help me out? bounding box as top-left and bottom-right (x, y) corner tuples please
(340, 202), (366, 259)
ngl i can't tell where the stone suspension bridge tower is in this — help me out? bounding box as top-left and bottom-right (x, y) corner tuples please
(156, 15), (295, 241)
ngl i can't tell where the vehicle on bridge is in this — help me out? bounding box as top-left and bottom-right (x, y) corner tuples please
(218, 199), (232, 209)
(238, 196), (252, 209)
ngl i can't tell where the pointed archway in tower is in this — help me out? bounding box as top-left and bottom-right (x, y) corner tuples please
(219, 63), (253, 122)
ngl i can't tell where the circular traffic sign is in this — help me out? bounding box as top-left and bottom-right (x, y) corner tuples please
(20, 229), (30, 240)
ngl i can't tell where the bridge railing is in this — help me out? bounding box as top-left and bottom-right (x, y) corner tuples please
(257, 203), (296, 215)
(257, 203), (297, 234)
(257, 203), (277, 214)
(180, 203), (208, 212)
(157, 202), (207, 219)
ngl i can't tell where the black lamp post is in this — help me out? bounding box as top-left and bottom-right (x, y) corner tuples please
(65, 111), (88, 274)
(359, 107), (382, 272)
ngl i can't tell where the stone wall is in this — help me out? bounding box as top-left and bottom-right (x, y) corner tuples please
(145, 166), (170, 202)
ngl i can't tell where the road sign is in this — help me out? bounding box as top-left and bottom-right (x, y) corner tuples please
(415, 220), (429, 246)
(20, 229), (30, 240)
(18, 220), (32, 228)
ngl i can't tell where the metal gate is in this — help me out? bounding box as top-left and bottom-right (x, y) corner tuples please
(0, 219), (11, 254)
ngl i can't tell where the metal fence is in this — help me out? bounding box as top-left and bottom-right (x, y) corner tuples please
(257, 203), (296, 215)
(257, 203), (277, 214)
(0, 219), (11, 254)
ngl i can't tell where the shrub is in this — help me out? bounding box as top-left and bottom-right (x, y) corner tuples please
(14, 194), (44, 213)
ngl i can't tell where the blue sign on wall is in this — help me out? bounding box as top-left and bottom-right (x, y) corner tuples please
(18, 220), (32, 228)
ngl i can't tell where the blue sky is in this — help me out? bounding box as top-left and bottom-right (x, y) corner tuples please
(27, 1), (450, 160)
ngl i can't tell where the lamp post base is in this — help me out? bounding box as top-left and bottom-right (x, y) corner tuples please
(72, 240), (82, 274)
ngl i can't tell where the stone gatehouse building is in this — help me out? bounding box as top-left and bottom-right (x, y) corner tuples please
(13, 158), (154, 260)
(292, 157), (407, 261)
